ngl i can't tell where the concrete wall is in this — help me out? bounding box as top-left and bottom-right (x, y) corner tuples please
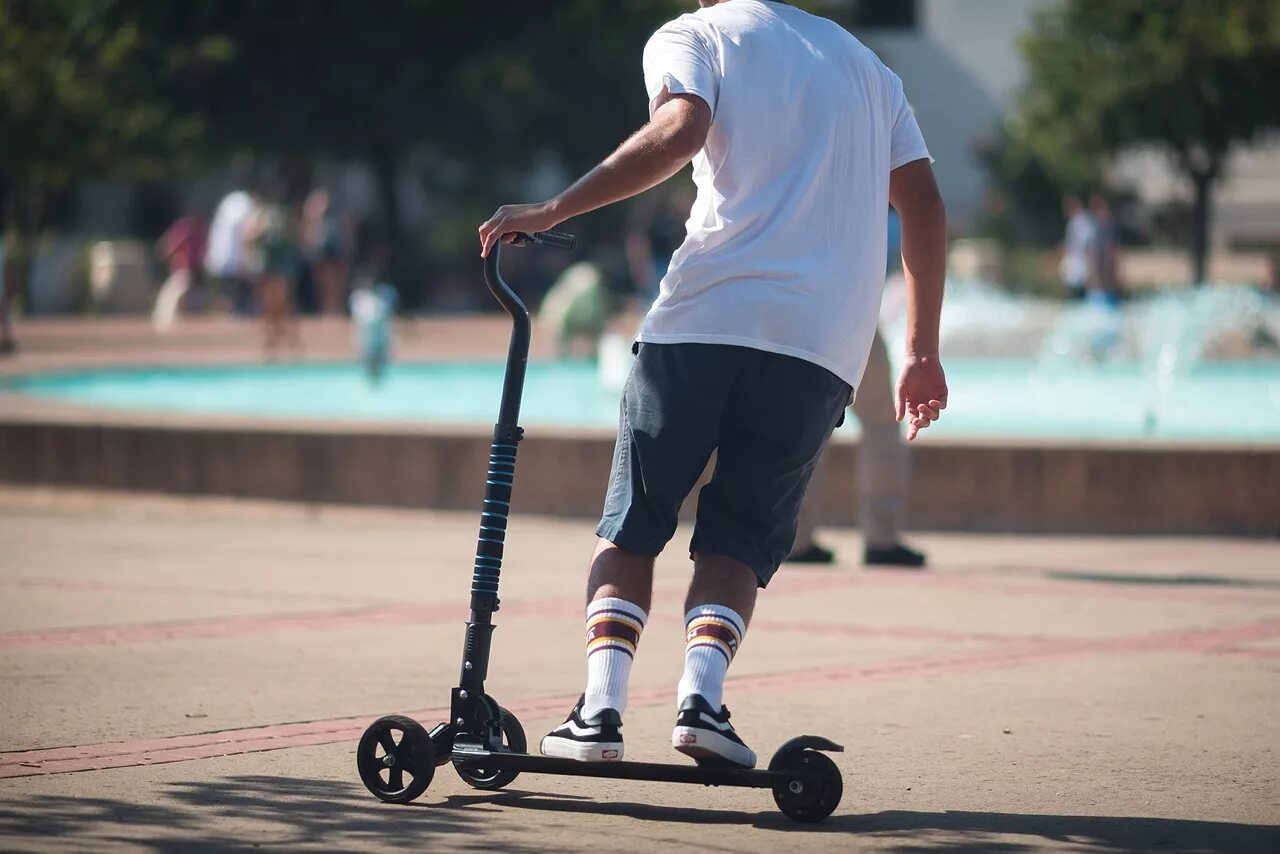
(862, 0), (1052, 229)
(1, 419), (1275, 537)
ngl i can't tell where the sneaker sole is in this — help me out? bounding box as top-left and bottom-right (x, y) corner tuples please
(671, 726), (756, 768)
(539, 735), (624, 763)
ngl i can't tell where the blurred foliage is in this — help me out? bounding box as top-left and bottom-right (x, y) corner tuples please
(1011, 0), (1280, 280)
(973, 126), (1070, 249)
(0, 0), (226, 235)
(0, 0), (921, 281)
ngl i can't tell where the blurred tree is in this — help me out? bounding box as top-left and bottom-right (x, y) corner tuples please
(251, 0), (869, 265)
(152, 1), (691, 281)
(974, 126), (1073, 249)
(1014, 0), (1280, 283)
(0, 0), (228, 239)
(0, 0), (921, 291)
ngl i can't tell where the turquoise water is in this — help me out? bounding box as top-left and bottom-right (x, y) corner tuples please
(4, 358), (1279, 441)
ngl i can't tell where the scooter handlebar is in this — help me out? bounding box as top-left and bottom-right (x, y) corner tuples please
(483, 228), (577, 325)
(508, 230), (577, 251)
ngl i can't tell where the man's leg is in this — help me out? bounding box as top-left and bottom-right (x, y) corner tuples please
(587, 537), (655, 611)
(580, 538), (654, 723)
(677, 553), (756, 708)
(152, 268), (191, 333)
(851, 330), (924, 566)
(541, 343), (734, 762)
(787, 443), (835, 563)
(675, 349), (850, 767)
(670, 552), (758, 767)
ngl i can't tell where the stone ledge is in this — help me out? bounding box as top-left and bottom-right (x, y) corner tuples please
(1, 419), (1275, 537)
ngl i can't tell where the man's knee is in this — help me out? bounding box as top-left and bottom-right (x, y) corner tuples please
(689, 553), (758, 591)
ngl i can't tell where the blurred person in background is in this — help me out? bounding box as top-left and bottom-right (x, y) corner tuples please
(625, 187), (693, 309)
(789, 204), (925, 569)
(151, 209), (209, 333)
(301, 186), (353, 315)
(540, 257), (611, 357)
(349, 275), (398, 383)
(0, 240), (13, 355)
(1079, 191), (1123, 360)
(353, 211), (393, 285)
(1247, 250), (1280, 351)
(204, 189), (257, 314)
(1060, 193), (1097, 301)
(1090, 191), (1120, 301)
(789, 330), (924, 567)
(244, 194), (302, 356)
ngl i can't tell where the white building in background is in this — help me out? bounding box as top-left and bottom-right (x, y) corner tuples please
(856, 0), (1280, 250)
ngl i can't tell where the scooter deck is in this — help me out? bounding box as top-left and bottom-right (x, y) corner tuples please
(451, 744), (823, 788)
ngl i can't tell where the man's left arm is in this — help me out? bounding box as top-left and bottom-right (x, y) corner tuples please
(478, 90), (710, 257)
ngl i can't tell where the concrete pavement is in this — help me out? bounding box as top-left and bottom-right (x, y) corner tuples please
(1, 488), (1277, 852)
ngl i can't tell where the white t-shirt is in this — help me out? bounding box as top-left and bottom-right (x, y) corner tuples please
(1060, 211), (1098, 289)
(204, 190), (255, 278)
(638, 0), (931, 391)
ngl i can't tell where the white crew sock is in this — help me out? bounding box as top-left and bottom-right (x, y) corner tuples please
(582, 597), (647, 720)
(676, 604), (747, 712)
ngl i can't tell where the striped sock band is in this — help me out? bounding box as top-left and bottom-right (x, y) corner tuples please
(582, 597), (647, 719)
(676, 604), (746, 712)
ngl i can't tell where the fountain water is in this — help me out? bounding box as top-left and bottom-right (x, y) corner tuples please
(1027, 283), (1280, 435)
(1137, 285), (1280, 433)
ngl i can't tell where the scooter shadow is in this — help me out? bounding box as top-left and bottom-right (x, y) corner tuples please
(441, 789), (785, 829)
(441, 792), (1280, 850)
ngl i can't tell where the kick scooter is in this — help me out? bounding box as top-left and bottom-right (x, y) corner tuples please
(356, 230), (845, 822)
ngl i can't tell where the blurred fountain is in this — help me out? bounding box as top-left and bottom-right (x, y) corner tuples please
(1033, 283), (1280, 434)
(879, 275), (1061, 361)
(589, 274), (1279, 441)
(1035, 295), (1132, 378)
(1136, 284), (1280, 433)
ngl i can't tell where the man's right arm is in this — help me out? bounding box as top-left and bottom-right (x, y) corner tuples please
(888, 158), (948, 440)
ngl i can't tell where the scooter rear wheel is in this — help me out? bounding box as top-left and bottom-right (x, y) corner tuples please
(357, 715), (436, 804)
(769, 747), (842, 822)
(455, 706), (526, 790)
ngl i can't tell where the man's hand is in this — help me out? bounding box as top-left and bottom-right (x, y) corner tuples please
(478, 202), (562, 258)
(896, 354), (948, 441)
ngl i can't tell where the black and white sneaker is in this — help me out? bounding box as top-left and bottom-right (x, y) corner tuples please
(539, 695), (624, 762)
(671, 694), (757, 768)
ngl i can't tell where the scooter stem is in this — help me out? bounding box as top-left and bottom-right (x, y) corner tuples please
(483, 245), (531, 433)
(456, 233), (573, 713)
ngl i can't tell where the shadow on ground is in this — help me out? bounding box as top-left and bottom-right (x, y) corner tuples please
(1041, 570), (1280, 590)
(447, 790), (1280, 854)
(1, 775), (1277, 853)
(0, 775), (537, 853)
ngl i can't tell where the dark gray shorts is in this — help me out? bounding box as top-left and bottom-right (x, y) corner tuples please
(596, 342), (851, 587)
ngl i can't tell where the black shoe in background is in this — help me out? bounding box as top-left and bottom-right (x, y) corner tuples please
(864, 543), (927, 568)
(786, 543), (836, 564)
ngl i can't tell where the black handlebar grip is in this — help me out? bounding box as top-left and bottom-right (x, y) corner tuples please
(532, 230), (577, 250)
(509, 230), (577, 250)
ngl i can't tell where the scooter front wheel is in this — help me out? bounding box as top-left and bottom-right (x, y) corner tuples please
(357, 715), (436, 803)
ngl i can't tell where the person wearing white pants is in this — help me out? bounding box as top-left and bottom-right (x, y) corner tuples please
(790, 327), (926, 567)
